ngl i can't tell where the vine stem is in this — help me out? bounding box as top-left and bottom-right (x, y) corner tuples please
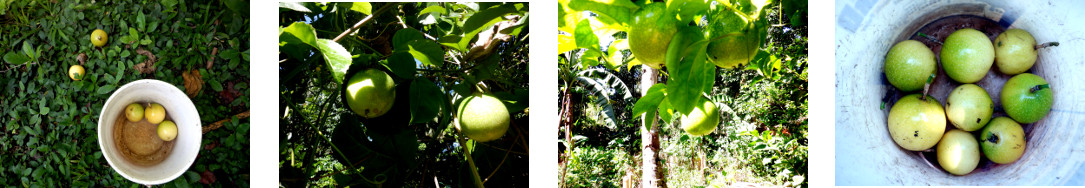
(458, 133), (486, 188)
(333, 3), (400, 42)
(483, 127), (518, 184)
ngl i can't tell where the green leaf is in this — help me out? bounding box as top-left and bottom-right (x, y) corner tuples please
(279, 22), (317, 47)
(392, 28), (425, 50)
(658, 97), (674, 123)
(665, 26), (713, 115)
(348, 2), (372, 15)
(315, 39), (352, 83)
(21, 40), (33, 58)
(185, 171), (200, 182)
(129, 28), (139, 43)
(209, 79), (224, 92)
(224, 0), (248, 13)
(96, 85), (115, 95)
(406, 40), (444, 67)
(137, 11), (146, 31)
(161, 0), (178, 10)
(437, 35), (465, 52)
(566, 0), (638, 26)
(22, 126), (37, 136)
(666, 0), (710, 22)
(418, 6), (447, 16)
(279, 2), (311, 13)
(383, 52), (416, 79)
(409, 78), (443, 124)
(632, 83), (666, 119)
(573, 19), (598, 49)
(4, 52), (30, 65)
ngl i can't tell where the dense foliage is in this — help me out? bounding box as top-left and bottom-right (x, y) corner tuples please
(558, 0), (807, 187)
(0, 0), (250, 186)
(278, 2), (529, 187)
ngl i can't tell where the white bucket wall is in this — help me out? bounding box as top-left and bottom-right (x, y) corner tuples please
(835, 0), (1085, 185)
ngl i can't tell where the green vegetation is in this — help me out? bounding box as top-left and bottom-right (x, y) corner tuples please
(558, 0), (807, 187)
(0, 0), (250, 186)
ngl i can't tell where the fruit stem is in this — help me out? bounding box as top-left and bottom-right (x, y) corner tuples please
(917, 32), (943, 45)
(921, 73), (935, 100)
(880, 87), (895, 110)
(1030, 84), (1050, 93)
(1036, 42), (1060, 49)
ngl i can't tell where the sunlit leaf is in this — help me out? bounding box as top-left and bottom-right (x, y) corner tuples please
(632, 83), (666, 119)
(418, 5), (447, 16)
(315, 39), (352, 83)
(665, 26), (712, 115)
(557, 34), (577, 55)
(406, 40), (444, 67)
(279, 2), (311, 12)
(567, 0), (638, 26)
(348, 2), (372, 15)
(279, 22), (317, 47)
(573, 19), (598, 50)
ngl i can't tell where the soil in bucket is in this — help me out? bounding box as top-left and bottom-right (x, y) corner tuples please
(113, 107), (175, 166)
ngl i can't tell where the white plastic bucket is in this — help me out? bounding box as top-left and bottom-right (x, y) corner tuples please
(835, 0), (1085, 185)
(98, 79), (202, 185)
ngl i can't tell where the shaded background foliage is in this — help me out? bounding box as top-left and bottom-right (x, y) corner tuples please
(0, 0), (250, 187)
(279, 2), (528, 187)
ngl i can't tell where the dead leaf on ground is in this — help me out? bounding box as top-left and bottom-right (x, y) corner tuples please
(76, 53), (87, 65)
(183, 69), (204, 98)
(133, 48), (158, 74)
(199, 170), (216, 184)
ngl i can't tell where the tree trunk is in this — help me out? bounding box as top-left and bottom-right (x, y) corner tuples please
(640, 67), (662, 188)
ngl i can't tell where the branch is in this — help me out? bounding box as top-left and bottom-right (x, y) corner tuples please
(202, 111), (251, 133)
(333, 3), (400, 42)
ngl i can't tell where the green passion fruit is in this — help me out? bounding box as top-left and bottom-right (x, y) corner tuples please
(628, 3), (677, 69)
(681, 99), (720, 136)
(345, 69), (397, 118)
(456, 94), (510, 142)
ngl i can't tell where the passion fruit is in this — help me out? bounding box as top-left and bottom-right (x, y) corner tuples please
(628, 3), (677, 69)
(345, 69), (397, 118)
(456, 94), (510, 142)
(91, 29), (108, 47)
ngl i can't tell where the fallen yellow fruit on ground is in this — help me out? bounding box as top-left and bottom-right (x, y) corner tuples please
(69, 65), (85, 81)
(91, 29), (108, 47)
